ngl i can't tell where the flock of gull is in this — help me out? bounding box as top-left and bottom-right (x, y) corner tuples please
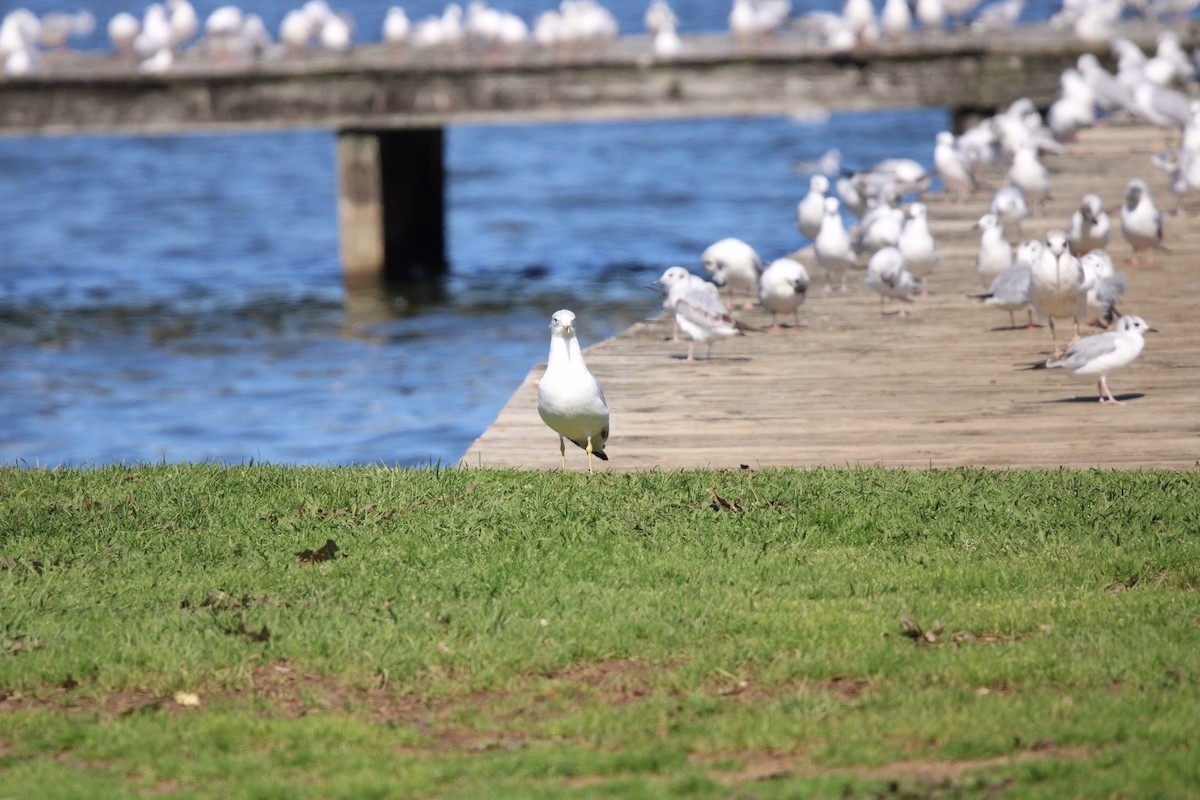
(537, 19), (1196, 470)
(2, 0), (1198, 75)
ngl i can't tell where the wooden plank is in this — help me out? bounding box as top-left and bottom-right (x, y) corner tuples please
(462, 122), (1200, 471)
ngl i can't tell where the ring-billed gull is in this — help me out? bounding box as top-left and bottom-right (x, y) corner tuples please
(1038, 315), (1157, 404)
(758, 257), (810, 328)
(1121, 178), (1168, 266)
(1031, 229), (1089, 357)
(537, 309), (609, 472)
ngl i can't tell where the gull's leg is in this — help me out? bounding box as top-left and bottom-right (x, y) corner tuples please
(585, 435), (594, 475)
(559, 435), (566, 470)
(1048, 317), (1060, 359)
(1066, 318), (1082, 350)
(685, 341), (695, 362)
(1008, 310), (1016, 329)
(1098, 376), (1124, 405)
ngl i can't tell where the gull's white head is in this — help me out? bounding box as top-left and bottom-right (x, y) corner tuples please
(1115, 315), (1157, 335)
(811, 174), (829, 193)
(1044, 228), (1069, 257)
(654, 266), (692, 288)
(1017, 238), (1044, 263)
(550, 309), (576, 337)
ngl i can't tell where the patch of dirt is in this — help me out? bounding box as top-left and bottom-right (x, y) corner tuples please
(698, 744), (1097, 787)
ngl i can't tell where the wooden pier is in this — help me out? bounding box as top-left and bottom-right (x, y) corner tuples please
(0, 22), (1190, 283)
(462, 122), (1200, 471)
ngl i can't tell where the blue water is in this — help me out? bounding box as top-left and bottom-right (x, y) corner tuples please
(1, 0), (1068, 467)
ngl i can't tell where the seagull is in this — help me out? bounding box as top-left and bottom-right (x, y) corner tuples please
(898, 201), (938, 295)
(1038, 315), (1157, 404)
(701, 237), (762, 308)
(536, 309), (610, 472)
(1079, 250), (1126, 328)
(656, 267), (748, 361)
(758, 257), (810, 328)
(1065, 193), (1112, 255)
(1121, 178), (1167, 266)
(383, 7), (409, 45)
(652, 266), (715, 341)
(971, 252), (1036, 330)
(990, 185), (1029, 242)
(815, 196), (855, 292)
(1007, 144), (1051, 216)
(1030, 229), (1089, 357)
(865, 246), (919, 315)
(974, 212), (1013, 289)
(934, 130), (980, 202)
(796, 174), (830, 239)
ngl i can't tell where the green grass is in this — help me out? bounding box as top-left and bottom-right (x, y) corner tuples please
(1, 464), (1198, 798)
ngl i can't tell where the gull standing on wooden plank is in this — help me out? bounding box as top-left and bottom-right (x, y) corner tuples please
(974, 212), (1013, 289)
(972, 238), (1041, 329)
(1066, 193), (1112, 255)
(990, 185), (1029, 242)
(898, 201), (938, 295)
(536, 309), (609, 473)
(1038, 315), (1157, 404)
(815, 196), (855, 292)
(652, 265), (715, 341)
(934, 130), (979, 202)
(796, 174), (830, 239)
(701, 237), (762, 308)
(1030, 229), (1089, 357)
(1079, 250), (1126, 328)
(865, 246), (918, 315)
(655, 267), (746, 361)
(1121, 178), (1168, 266)
(758, 257), (810, 328)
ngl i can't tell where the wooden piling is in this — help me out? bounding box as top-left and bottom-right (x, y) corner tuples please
(337, 127), (446, 285)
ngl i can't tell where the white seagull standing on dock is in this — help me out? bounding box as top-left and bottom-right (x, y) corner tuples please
(537, 309), (609, 473)
(865, 246), (919, 315)
(796, 174), (830, 239)
(1066, 193), (1111, 256)
(897, 201), (937, 295)
(974, 212), (1013, 289)
(1030, 229), (1089, 358)
(758, 257), (810, 328)
(1038, 315), (1157, 405)
(1120, 178), (1167, 266)
(655, 266), (746, 361)
(701, 237), (762, 308)
(815, 196), (855, 292)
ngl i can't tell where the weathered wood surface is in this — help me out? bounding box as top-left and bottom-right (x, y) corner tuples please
(462, 122), (1200, 471)
(0, 23), (1190, 136)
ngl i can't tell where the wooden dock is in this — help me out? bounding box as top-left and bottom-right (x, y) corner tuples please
(462, 123), (1200, 471)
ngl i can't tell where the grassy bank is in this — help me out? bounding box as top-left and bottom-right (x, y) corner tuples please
(1, 465), (1198, 798)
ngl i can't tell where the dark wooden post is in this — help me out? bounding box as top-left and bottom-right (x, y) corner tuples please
(337, 127), (447, 285)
